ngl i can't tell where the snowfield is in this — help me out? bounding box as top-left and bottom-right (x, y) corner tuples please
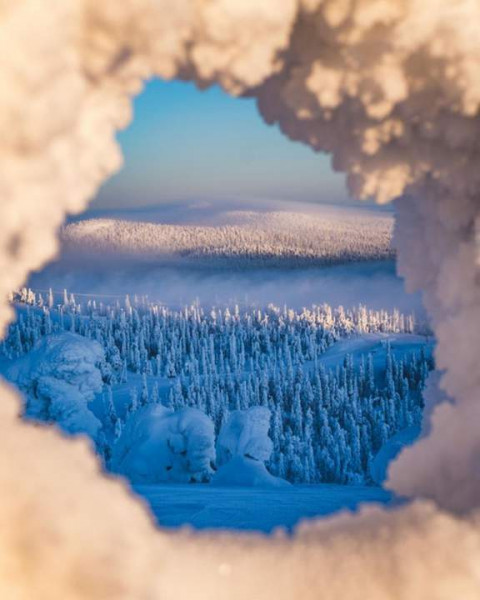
(135, 482), (393, 533)
(212, 456), (291, 489)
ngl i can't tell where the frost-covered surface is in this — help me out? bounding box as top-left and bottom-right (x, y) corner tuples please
(61, 203), (393, 268)
(217, 407), (273, 466)
(111, 405), (215, 483)
(6, 333), (103, 440)
(1, 1), (480, 598)
(213, 407), (288, 488)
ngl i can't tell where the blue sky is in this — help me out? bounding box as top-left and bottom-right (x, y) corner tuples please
(93, 79), (348, 209)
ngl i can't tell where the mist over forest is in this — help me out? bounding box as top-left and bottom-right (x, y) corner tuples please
(29, 199), (421, 315)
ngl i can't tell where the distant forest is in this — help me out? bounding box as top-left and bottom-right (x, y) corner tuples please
(60, 210), (395, 268)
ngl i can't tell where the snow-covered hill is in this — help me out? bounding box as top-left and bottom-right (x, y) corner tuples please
(26, 199), (418, 312)
(61, 201), (394, 268)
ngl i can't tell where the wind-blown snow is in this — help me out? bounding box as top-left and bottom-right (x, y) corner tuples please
(1, 1), (480, 598)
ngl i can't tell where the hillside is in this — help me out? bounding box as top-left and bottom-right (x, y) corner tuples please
(61, 201), (394, 269)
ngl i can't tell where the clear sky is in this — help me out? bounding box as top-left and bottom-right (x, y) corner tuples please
(92, 79), (348, 209)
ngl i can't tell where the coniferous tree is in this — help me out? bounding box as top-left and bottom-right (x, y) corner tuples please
(140, 373), (149, 406)
(128, 387), (139, 416)
(4, 291), (432, 485)
(104, 385), (117, 426)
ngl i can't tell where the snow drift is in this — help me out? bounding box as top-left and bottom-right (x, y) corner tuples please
(1, 0), (480, 598)
(111, 405), (215, 483)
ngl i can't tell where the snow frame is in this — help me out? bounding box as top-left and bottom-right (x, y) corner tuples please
(0, 1), (480, 598)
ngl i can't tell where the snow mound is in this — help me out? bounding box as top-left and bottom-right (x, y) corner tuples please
(217, 407), (273, 465)
(111, 405), (215, 484)
(5, 333), (103, 440)
(212, 456), (291, 488)
(215, 407), (289, 487)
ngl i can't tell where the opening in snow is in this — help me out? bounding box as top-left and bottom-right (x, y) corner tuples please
(0, 1), (480, 598)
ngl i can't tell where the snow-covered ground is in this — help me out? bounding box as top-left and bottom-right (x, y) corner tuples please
(77, 198), (393, 228)
(369, 426), (421, 485)
(134, 482), (394, 533)
(318, 333), (434, 372)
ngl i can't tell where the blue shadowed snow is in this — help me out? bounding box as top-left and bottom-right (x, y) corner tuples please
(5, 197), (431, 536)
(318, 333), (434, 372)
(134, 483), (395, 533)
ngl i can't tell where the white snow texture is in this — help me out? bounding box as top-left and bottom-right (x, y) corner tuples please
(212, 455), (291, 488)
(216, 407), (273, 466)
(111, 405), (215, 483)
(0, 0), (480, 598)
(7, 333), (104, 439)
(61, 207), (393, 266)
(213, 407), (288, 487)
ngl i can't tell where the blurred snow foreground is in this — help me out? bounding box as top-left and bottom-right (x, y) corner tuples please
(1, 0), (480, 598)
